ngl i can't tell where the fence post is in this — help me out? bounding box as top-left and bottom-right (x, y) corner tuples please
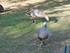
(64, 45), (70, 53)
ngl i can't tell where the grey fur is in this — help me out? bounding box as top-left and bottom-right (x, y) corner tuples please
(37, 22), (51, 47)
(27, 9), (49, 23)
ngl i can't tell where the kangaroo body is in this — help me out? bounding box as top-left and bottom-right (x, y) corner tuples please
(37, 22), (51, 47)
(27, 9), (49, 23)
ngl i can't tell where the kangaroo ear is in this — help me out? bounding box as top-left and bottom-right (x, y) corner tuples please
(43, 22), (47, 27)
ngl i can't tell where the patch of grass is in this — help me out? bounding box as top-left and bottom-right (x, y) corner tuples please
(0, 0), (70, 53)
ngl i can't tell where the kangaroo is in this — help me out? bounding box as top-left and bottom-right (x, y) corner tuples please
(26, 9), (49, 23)
(0, 4), (4, 12)
(37, 22), (51, 47)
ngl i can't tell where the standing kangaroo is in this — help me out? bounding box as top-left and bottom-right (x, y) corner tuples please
(37, 22), (51, 47)
(26, 9), (49, 23)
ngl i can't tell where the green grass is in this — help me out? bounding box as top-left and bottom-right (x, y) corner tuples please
(0, 1), (70, 53)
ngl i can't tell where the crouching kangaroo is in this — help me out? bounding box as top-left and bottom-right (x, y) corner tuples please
(37, 22), (51, 47)
(26, 9), (49, 23)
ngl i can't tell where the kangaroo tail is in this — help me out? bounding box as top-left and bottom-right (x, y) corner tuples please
(45, 15), (49, 21)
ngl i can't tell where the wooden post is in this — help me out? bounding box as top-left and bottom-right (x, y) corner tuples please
(64, 45), (67, 53)
(64, 45), (70, 53)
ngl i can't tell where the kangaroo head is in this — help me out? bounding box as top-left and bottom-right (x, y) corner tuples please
(43, 22), (47, 27)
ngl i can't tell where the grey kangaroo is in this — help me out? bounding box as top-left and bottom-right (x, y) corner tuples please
(26, 9), (49, 23)
(37, 22), (51, 47)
